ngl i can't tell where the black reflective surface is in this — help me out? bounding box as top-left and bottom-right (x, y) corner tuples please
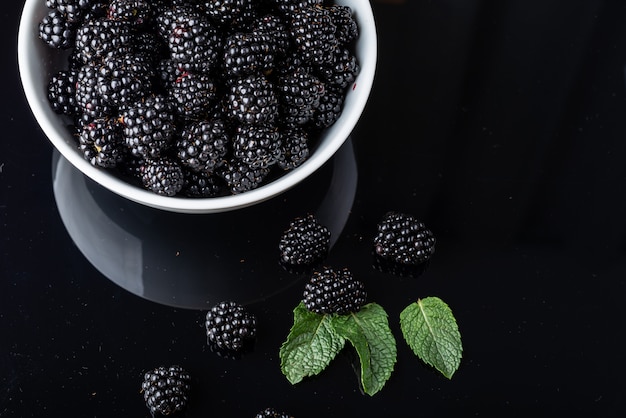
(4, 1), (626, 417)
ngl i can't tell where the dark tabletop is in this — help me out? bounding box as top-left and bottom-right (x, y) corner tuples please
(3, 0), (626, 417)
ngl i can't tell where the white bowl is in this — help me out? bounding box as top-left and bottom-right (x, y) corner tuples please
(18, 0), (377, 214)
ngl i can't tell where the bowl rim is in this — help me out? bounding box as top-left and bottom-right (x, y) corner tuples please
(18, 0), (377, 214)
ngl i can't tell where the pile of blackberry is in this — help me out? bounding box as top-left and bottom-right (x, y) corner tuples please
(40, 0), (360, 197)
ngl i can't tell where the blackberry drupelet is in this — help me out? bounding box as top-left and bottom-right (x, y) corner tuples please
(279, 214), (330, 266)
(277, 126), (309, 170)
(177, 119), (229, 173)
(140, 156), (185, 196)
(227, 73), (279, 125)
(255, 407), (295, 418)
(97, 53), (155, 107)
(78, 117), (125, 168)
(289, 5), (337, 65)
(373, 211), (436, 265)
(218, 158), (271, 194)
(168, 72), (219, 120)
(277, 68), (325, 126)
(223, 32), (276, 78)
(233, 123), (282, 168)
(302, 266), (367, 315)
(313, 46), (359, 90)
(47, 70), (79, 116)
(74, 17), (134, 64)
(205, 301), (257, 351)
(311, 86), (344, 129)
(122, 94), (177, 158)
(141, 365), (191, 416)
(38, 9), (75, 49)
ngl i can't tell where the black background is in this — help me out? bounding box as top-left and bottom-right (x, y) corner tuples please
(3, 0), (626, 417)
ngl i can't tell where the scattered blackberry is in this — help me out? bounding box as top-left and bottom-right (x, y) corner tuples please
(279, 214), (330, 266)
(47, 70), (79, 116)
(205, 301), (257, 352)
(122, 94), (176, 158)
(74, 18), (134, 64)
(107, 0), (154, 26)
(38, 9), (75, 49)
(227, 73), (279, 125)
(277, 126), (309, 170)
(218, 158), (271, 194)
(140, 156), (185, 196)
(97, 53), (155, 106)
(289, 5), (337, 64)
(177, 119), (229, 173)
(255, 407), (295, 418)
(168, 72), (219, 120)
(314, 47), (359, 90)
(78, 117), (125, 168)
(277, 68), (325, 126)
(373, 212), (436, 265)
(75, 61), (115, 120)
(327, 4), (358, 45)
(181, 168), (226, 197)
(233, 123), (282, 168)
(223, 32), (276, 78)
(302, 266), (367, 315)
(141, 365), (191, 416)
(311, 86), (344, 129)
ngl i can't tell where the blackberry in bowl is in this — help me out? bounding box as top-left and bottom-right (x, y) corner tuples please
(18, 0), (377, 213)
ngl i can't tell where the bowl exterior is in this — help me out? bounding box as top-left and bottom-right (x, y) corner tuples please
(18, 0), (377, 213)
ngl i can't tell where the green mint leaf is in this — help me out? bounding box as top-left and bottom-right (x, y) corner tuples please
(331, 303), (397, 396)
(400, 296), (463, 379)
(279, 302), (346, 384)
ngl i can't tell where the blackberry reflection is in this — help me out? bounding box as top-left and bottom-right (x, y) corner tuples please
(51, 139), (357, 309)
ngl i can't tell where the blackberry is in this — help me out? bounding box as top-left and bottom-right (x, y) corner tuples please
(45, 0), (84, 24)
(107, 0), (154, 26)
(233, 123), (282, 168)
(164, 9), (223, 74)
(78, 117), (125, 168)
(251, 14), (291, 56)
(168, 72), (219, 120)
(218, 158), (271, 194)
(279, 214), (330, 266)
(181, 169), (226, 197)
(141, 365), (191, 416)
(74, 18), (134, 64)
(177, 119), (229, 173)
(140, 156), (184, 196)
(289, 5), (337, 65)
(97, 53), (155, 106)
(302, 266), (367, 315)
(223, 32), (276, 78)
(277, 126), (309, 170)
(47, 70), (79, 116)
(75, 61), (115, 120)
(255, 407), (294, 418)
(311, 86), (344, 129)
(38, 9), (75, 49)
(205, 301), (257, 352)
(122, 94), (176, 158)
(227, 73), (279, 125)
(313, 46), (359, 90)
(327, 4), (358, 45)
(202, 0), (249, 26)
(373, 212), (436, 265)
(132, 31), (170, 67)
(277, 68), (324, 126)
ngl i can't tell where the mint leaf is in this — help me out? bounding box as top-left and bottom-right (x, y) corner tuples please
(279, 302), (346, 384)
(400, 296), (462, 379)
(332, 303), (397, 396)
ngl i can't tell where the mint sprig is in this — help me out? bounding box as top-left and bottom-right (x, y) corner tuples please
(279, 302), (396, 395)
(331, 303), (397, 395)
(279, 302), (346, 384)
(400, 296), (463, 379)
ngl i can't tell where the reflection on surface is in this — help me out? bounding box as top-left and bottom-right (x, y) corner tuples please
(52, 139), (358, 309)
